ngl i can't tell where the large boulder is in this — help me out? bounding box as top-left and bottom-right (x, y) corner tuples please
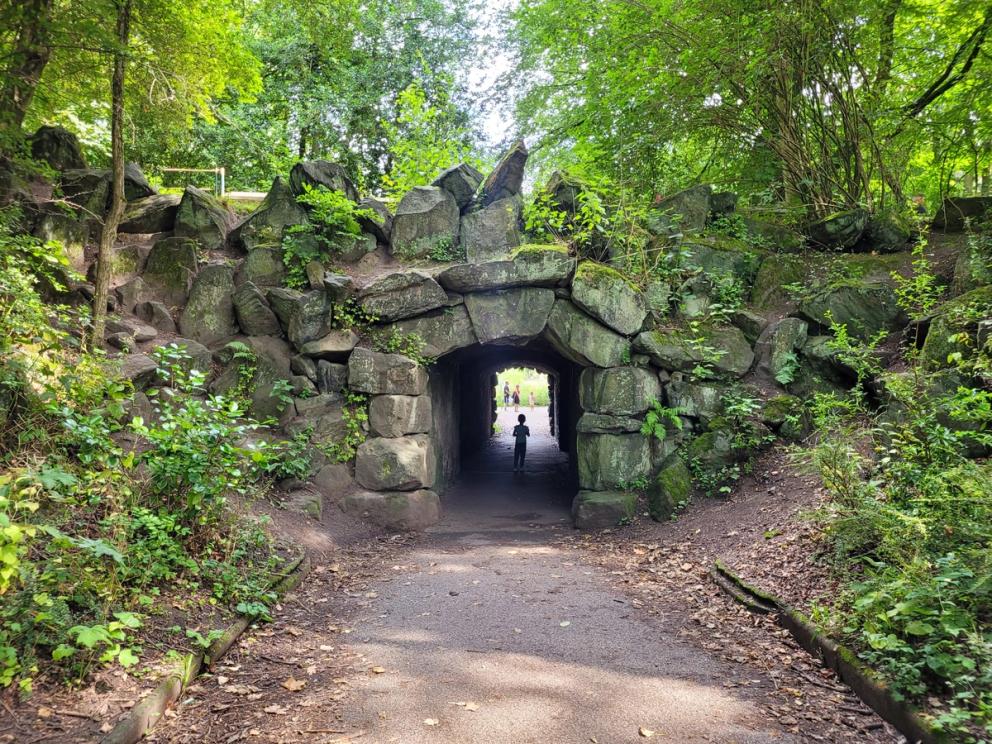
(460, 196), (522, 263)
(478, 140), (527, 208)
(571, 262), (648, 335)
(432, 163), (484, 211)
(233, 282), (282, 336)
(634, 325), (754, 378)
(678, 236), (762, 284)
(743, 218), (805, 252)
(544, 300), (630, 368)
(544, 170), (583, 214)
(806, 208), (868, 250)
(571, 491), (637, 529)
(369, 395), (433, 437)
(288, 161), (358, 201)
(31, 126), (86, 171)
(755, 317), (808, 381)
(576, 432), (652, 491)
(799, 280), (905, 339)
(464, 287), (555, 344)
(123, 163), (156, 200)
(174, 185), (234, 251)
(143, 237), (198, 307)
(266, 288), (332, 349)
(342, 490), (441, 531)
(665, 379), (723, 425)
(120, 353), (159, 390)
(178, 264), (238, 344)
(355, 435), (435, 491)
(382, 305), (477, 359)
(118, 194), (180, 234)
(357, 197), (393, 243)
(316, 360), (348, 395)
(289, 394), (347, 443)
(648, 455), (691, 521)
(579, 367), (661, 416)
(860, 211), (912, 253)
(299, 329), (360, 361)
(230, 177), (307, 252)
(575, 413), (644, 434)
(646, 184), (712, 236)
(358, 271), (447, 323)
(33, 212), (88, 273)
(348, 348), (428, 395)
(439, 245), (574, 293)
(932, 196), (992, 232)
(136, 300), (177, 333)
(236, 247), (286, 287)
(920, 285), (992, 370)
(391, 186), (459, 258)
(60, 169), (111, 216)
(750, 254), (805, 309)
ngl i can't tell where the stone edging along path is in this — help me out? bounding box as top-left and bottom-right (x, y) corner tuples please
(711, 559), (945, 744)
(100, 553), (311, 744)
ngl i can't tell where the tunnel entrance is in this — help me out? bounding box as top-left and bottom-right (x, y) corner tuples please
(427, 338), (582, 517)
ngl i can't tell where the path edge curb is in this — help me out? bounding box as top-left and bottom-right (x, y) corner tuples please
(711, 559), (948, 744)
(100, 552), (311, 744)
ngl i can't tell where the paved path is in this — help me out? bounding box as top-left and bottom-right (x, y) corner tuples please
(335, 412), (795, 743)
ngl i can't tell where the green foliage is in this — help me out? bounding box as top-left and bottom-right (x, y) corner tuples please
(774, 352), (801, 386)
(282, 186), (375, 288)
(320, 391), (369, 463)
(371, 329), (434, 367)
(640, 399), (683, 441)
(807, 359), (992, 736)
(892, 239), (945, 321)
(381, 79), (484, 204)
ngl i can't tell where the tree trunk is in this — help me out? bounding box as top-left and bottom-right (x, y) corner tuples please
(0, 0), (55, 136)
(89, 0), (132, 351)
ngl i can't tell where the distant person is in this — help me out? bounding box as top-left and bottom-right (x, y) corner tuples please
(512, 414), (530, 472)
(512, 385), (521, 412)
(503, 381), (510, 408)
(529, 390), (536, 409)
(912, 194), (928, 217)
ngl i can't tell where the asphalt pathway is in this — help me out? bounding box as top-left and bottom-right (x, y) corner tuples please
(335, 408), (796, 743)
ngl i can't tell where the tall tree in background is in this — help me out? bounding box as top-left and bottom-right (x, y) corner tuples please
(150, 0), (480, 191)
(509, 0), (992, 215)
(89, 0), (131, 350)
(0, 0), (55, 137)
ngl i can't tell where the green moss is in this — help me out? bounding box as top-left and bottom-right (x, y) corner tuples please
(510, 242), (571, 258)
(762, 395), (802, 425)
(575, 259), (640, 291)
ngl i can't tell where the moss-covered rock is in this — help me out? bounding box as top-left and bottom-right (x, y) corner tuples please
(579, 366), (661, 416)
(799, 280), (905, 339)
(576, 432), (652, 491)
(750, 254), (805, 309)
(178, 264), (238, 344)
(806, 208), (868, 250)
(544, 299), (631, 368)
(570, 261), (648, 335)
(464, 287), (555, 344)
(438, 244), (575, 292)
(391, 186), (459, 259)
(920, 285), (992, 370)
(174, 185), (235, 252)
(648, 455), (691, 521)
(761, 395), (810, 440)
(679, 235), (764, 285)
(634, 324), (754, 378)
(571, 491), (638, 529)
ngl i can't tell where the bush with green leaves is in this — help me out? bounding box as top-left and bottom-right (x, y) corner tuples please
(806, 349), (992, 737)
(281, 185), (375, 288)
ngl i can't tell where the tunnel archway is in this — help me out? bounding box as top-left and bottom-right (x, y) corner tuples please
(427, 336), (583, 513)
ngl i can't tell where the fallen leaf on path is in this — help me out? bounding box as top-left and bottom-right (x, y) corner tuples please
(423, 718), (439, 726)
(370, 666), (386, 674)
(282, 677), (307, 692)
(264, 704), (288, 715)
(216, 675), (229, 686)
(465, 702), (479, 711)
(639, 727), (655, 737)
(37, 707), (53, 719)
(559, 621), (571, 627)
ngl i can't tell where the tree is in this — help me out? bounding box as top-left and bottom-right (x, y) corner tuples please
(89, 0), (131, 350)
(509, 0), (992, 215)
